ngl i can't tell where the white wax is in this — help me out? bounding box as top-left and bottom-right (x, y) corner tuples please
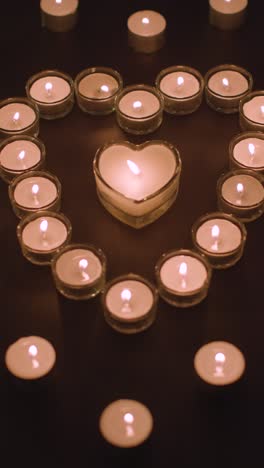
(22, 216), (68, 251)
(5, 336), (56, 380)
(0, 140), (41, 171)
(78, 73), (119, 100)
(194, 341), (246, 385)
(160, 255), (208, 293)
(209, 0), (248, 14)
(98, 143), (176, 201)
(221, 174), (264, 207)
(40, 0), (78, 16)
(99, 399), (153, 448)
(0, 103), (36, 131)
(233, 137), (264, 169)
(127, 10), (166, 37)
(118, 91), (160, 118)
(196, 218), (242, 253)
(243, 96), (264, 124)
(106, 280), (154, 321)
(160, 72), (200, 99)
(29, 76), (71, 104)
(14, 176), (58, 209)
(208, 70), (248, 97)
(55, 248), (102, 286)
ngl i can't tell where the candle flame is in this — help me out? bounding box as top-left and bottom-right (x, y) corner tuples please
(211, 224), (220, 239)
(236, 182), (244, 195)
(177, 76), (184, 87)
(28, 345), (38, 357)
(13, 112), (20, 123)
(248, 143), (255, 156)
(32, 184), (39, 196)
(261, 105), (264, 116)
(56, 0), (62, 4)
(18, 150), (26, 160)
(179, 261), (187, 276)
(121, 288), (132, 302)
(127, 159), (141, 176)
(133, 100), (142, 110)
(100, 85), (109, 93)
(40, 219), (48, 233)
(79, 258), (88, 270)
(124, 412), (134, 424)
(215, 352), (226, 364)
(222, 78), (229, 88)
(142, 17), (150, 24)
(45, 82), (53, 94)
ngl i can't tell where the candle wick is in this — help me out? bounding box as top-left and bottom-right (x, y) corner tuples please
(78, 259), (90, 281)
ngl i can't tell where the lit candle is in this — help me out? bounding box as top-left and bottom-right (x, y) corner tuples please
(240, 92), (264, 132)
(0, 98), (39, 139)
(209, 0), (248, 30)
(127, 10), (166, 53)
(94, 140), (181, 228)
(194, 341), (246, 385)
(51, 243), (106, 300)
(102, 274), (158, 333)
(5, 336), (56, 380)
(230, 133), (264, 173)
(40, 0), (79, 32)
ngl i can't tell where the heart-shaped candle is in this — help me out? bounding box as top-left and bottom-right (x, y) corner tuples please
(93, 140), (182, 228)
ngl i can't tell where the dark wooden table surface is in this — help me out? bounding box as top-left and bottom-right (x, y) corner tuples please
(1, 1), (263, 467)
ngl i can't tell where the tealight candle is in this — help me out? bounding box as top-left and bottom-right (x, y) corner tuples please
(26, 70), (74, 120)
(74, 67), (123, 115)
(51, 243), (106, 300)
(115, 85), (164, 135)
(217, 169), (264, 222)
(209, 0), (248, 30)
(192, 212), (247, 269)
(229, 132), (264, 174)
(9, 171), (61, 218)
(0, 135), (45, 183)
(17, 211), (72, 265)
(0, 98), (39, 139)
(239, 91), (264, 132)
(40, 0), (79, 32)
(205, 65), (252, 114)
(5, 336), (56, 380)
(155, 249), (212, 307)
(102, 274), (158, 334)
(127, 10), (166, 53)
(94, 140), (181, 228)
(194, 341), (246, 385)
(156, 66), (204, 115)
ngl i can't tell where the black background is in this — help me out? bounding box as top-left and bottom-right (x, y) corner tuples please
(1, 1), (264, 467)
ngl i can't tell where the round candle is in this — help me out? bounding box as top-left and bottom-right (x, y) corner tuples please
(209, 0), (248, 30)
(160, 255), (208, 293)
(232, 137), (264, 170)
(210, 0), (248, 14)
(194, 341), (246, 385)
(41, 0), (78, 16)
(29, 76), (71, 104)
(160, 72), (200, 99)
(127, 10), (166, 53)
(55, 248), (103, 286)
(99, 399), (153, 447)
(0, 139), (41, 172)
(208, 70), (249, 97)
(5, 336), (56, 380)
(221, 174), (264, 207)
(0, 102), (36, 131)
(196, 218), (242, 254)
(22, 216), (68, 251)
(106, 279), (154, 321)
(242, 96), (264, 124)
(78, 73), (119, 100)
(118, 90), (160, 119)
(13, 176), (58, 209)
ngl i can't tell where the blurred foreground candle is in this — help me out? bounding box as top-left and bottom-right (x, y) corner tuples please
(26, 70), (74, 119)
(156, 66), (204, 115)
(115, 85), (164, 134)
(229, 132), (264, 174)
(239, 91), (264, 132)
(127, 10), (166, 53)
(194, 341), (246, 385)
(209, 0), (248, 30)
(5, 336), (56, 381)
(102, 274), (158, 333)
(217, 169), (264, 222)
(0, 135), (45, 183)
(192, 212), (247, 269)
(51, 243), (106, 299)
(99, 399), (153, 447)
(93, 140), (181, 228)
(75, 67), (123, 115)
(205, 65), (252, 113)
(40, 0), (78, 32)
(9, 171), (61, 218)
(17, 211), (72, 265)
(155, 249), (212, 307)
(0, 98), (39, 139)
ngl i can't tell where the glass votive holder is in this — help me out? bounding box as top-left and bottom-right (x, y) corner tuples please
(9, 170), (62, 219)
(204, 64), (253, 114)
(101, 274), (159, 334)
(17, 211), (72, 265)
(155, 66), (204, 115)
(115, 85), (164, 135)
(93, 140), (182, 229)
(192, 212), (247, 269)
(40, 0), (78, 32)
(217, 169), (264, 222)
(26, 70), (74, 120)
(0, 97), (39, 140)
(0, 135), (46, 183)
(51, 243), (106, 300)
(194, 341), (246, 386)
(127, 10), (166, 54)
(74, 67), (123, 115)
(209, 0), (248, 31)
(239, 91), (264, 132)
(229, 132), (264, 175)
(155, 249), (212, 308)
